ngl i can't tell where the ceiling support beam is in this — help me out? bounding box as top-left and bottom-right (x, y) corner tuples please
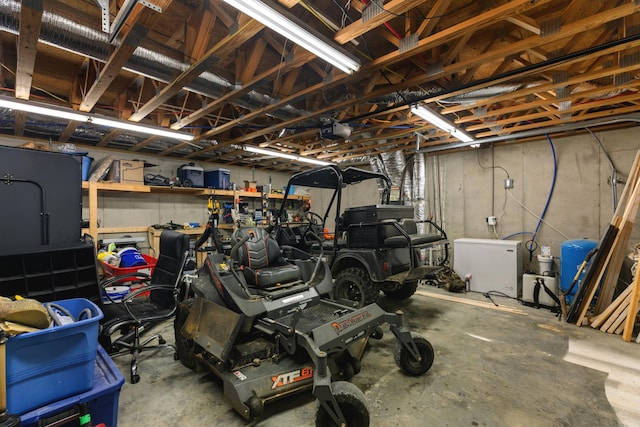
(334, 0), (429, 44)
(15, 0), (43, 100)
(14, 110), (25, 136)
(187, 1), (640, 160)
(170, 47), (313, 129)
(59, 120), (79, 142)
(416, 0), (453, 37)
(128, 17), (265, 122)
(79, 0), (173, 112)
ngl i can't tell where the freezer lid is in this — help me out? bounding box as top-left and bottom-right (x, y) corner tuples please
(454, 238), (521, 248)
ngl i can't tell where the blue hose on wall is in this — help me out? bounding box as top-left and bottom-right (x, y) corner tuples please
(524, 134), (557, 259)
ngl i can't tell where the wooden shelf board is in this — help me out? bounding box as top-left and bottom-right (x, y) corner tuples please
(85, 226), (151, 234)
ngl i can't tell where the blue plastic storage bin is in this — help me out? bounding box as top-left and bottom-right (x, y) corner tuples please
(6, 298), (104, 415)
(81, 156), (93, 181)
(20, 345), (125, 427)
(204, 168), (230, 189)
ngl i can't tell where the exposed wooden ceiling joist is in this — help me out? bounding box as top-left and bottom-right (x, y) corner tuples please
(1, 0), (639, 173)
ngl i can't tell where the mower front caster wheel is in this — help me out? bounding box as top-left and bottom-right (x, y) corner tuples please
(315, 381), (370, 427)
(245, 396), (264, 419)
(394, 333), (434, 376)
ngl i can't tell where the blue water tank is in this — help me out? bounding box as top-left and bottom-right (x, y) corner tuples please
(560, 239), (597, 303)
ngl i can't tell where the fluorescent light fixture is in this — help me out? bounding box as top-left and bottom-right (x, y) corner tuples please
(243, 145), (333, 166)
(0, 96), (194, 141)
(411, 104), (475, 143)
(223, 0), (360, 74)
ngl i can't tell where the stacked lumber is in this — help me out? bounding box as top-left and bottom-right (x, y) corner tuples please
(567, 150), (640, 342)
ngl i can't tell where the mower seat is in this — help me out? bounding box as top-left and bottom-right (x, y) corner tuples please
(232, 227), (301, 288)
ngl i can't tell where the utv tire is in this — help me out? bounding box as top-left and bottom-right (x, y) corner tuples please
(174, 299), (197, 370)
(331, 267), (378, 308)
(394, 333), (434, 376)
(382, 281), (418, 300)
(315, 381), (370, 427)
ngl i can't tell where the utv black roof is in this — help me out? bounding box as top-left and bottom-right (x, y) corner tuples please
(278, 165), (392, 227)
(286, 165), (391, 190)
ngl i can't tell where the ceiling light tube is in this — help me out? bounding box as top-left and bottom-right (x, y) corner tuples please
(0, 96), (194, 141)
(223, 0), (360, 74)
(243, 145), (333, 166)
(411, 104), (475, 143)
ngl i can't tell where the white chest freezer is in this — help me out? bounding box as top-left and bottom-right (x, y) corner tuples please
(453, 238), (523, 298)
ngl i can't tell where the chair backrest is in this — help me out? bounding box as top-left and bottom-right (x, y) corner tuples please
(149, 230), (191, 308)
(232, 227), (280, 269)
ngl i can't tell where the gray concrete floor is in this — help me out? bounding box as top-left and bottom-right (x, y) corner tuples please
(111, 288), (640, 427)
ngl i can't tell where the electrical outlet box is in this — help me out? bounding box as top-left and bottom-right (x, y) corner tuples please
(486, 216), (497, 226)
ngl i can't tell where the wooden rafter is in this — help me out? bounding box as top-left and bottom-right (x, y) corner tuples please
(334, 0), (430, 44)
(79, 0), (174, 112)
(128, 17), (265, 122)
(15, 0), (43, 100)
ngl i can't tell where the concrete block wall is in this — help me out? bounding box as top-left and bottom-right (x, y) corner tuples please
(437, 127), (639, 273)
(2, 126), (639, 271)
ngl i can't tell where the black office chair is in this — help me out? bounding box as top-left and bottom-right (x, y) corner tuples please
(99, 230), (191, 383)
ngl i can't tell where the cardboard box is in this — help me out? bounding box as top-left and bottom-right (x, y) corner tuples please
(244, 180), (257, 190)
(120, 160), (145, 184)
(108, 160), (144, 184)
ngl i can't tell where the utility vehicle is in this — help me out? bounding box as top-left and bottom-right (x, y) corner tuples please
(273, 165), (448, 308)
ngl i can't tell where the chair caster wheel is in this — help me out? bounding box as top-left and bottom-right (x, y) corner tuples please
(131, 374), (140, 384)
(173, 352), (180, 360)
(159, 337), (166, 345)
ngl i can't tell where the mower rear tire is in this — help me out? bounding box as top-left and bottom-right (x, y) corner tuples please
(331, 267), (378, 308)
(174, 299), (197, 370)
(315, 381), (370, 427)
(394, 333), (434, 376)
(382, 281), (418, 300)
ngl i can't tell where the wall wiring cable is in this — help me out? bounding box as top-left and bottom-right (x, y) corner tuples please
(586, 127), (619, 212)
(506, 190), (571, 241)
(491, 223), (499, 239)
(476, 148), (510, 181)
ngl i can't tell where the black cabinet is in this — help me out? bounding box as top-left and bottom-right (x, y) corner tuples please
(0, 145), (82, 255)
(0, 243), (101, 304)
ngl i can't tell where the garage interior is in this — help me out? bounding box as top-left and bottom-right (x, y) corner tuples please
(1, 0), (640, 426)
